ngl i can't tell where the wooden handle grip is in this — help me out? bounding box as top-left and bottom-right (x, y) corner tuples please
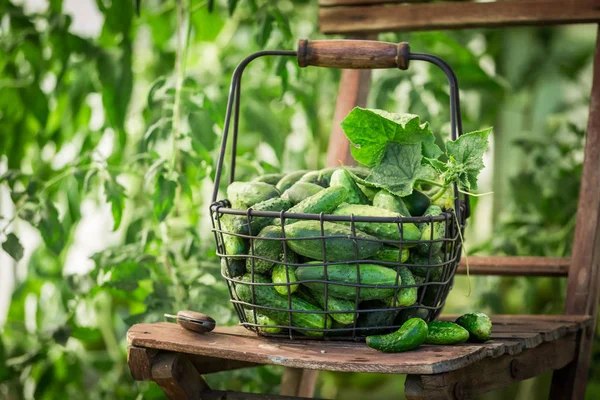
(297, 39), (410, 70)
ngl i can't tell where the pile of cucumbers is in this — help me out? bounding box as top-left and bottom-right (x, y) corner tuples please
(219, 166), (456, 340)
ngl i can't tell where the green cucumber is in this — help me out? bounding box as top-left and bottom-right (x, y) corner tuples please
(425, 321), (469, 345)
(252, 173), (286, 185)
(330, 169), (369, 205)
(432, 186), (455, 210)
(311, 290), (356, 325)
(219, 216), (247, 277)
(299, 167), (338, 187)
(236, 274), (332, 337)
(285, 221), (382, 261)
(455, 313), (492, 342)
(276, 170), (308, 192)
(357, 300), (398, 335)
(272, 264), (299, 295)
(281, 182), (323, 205)
(394, 307), (430, 326)
(231, 197), (292, 235)
(402, 190), (431, 216)
(417, 206), (445, 256)
(373, 190), (411, 216)
(295, 263), (400, 301)
(285, 186), (348, 224)
(375, 247), (410, 264)
(366, 318), (428, 353)
(384, 267), (417, 307)
(244, 309), (282, 334)
(357, 184), (379, 202)
(227, 182), (280, 210)
(408, 253), (443, 280)
(331, 204), (421, 242)
(246, 226), (283, 274)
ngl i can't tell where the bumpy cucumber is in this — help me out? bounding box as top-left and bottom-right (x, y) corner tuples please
(231, 197), (292, 235)
(252, 173), (286, 185)
(357, 184), (379, 202)
(276, 170), (308, 192)
(373, 190), (411, 216)
(295, 262), (400, 301)
(285, 186), (348, 224)
(455, 313), (492, 342)
(402, 190), (431, 216)
(366, 318), (428, 353)
(417, 205), (445, 256)
(281, 182), (323, 205)
(285, 220), (383, 261)
(244, 309), (282, 334)
(384, 267), (417, 307)
(272, 264), (299, 295)
(331, 204), (421, 242)
(408, 253), (444, 280)
(219, 216), (248, 277)
(375, 247), (410, 264)
(357, 300), (398, 335)
(299, 167), (338, 187)
(236, 274), (332, 337)
(246, 226), (282, 274)
(330, 169), (369, 205)
(227, 181), (279, 210)
(425, 321), (469, 345)
(313, 292), (356, 326)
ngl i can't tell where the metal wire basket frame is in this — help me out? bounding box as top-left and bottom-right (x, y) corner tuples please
(210, 40), (468, 341)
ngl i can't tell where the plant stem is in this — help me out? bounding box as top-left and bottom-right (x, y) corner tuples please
(417, 178), (445, 188)
(430, 186), (448, 202)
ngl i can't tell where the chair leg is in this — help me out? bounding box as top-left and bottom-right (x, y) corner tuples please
(280, 368), (318, 397)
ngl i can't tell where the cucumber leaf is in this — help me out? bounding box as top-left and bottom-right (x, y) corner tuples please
(444, 128), (492, 191)
(341, 107), (442, 167)
(349, 142), (435, 197)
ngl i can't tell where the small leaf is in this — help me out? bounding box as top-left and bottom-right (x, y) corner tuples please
(154, 176), (176, 222)
(445, 128), (492, 191)
(271, 8), (292, 41)
(2, 233), (24, 262)
(256, 13), (274, 47)
(104, 176), (126, 231)
(39, 201), (65, 255)
(178, 174), (193, 202)
(275, 58), (289, 98)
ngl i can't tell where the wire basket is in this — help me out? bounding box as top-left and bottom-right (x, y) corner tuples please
(210, 39), (468, 340)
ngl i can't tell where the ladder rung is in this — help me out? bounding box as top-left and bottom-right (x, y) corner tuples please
(456, 256), (570, 277)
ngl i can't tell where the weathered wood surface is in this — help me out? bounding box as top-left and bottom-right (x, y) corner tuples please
(151, 352), (209, 400)
(127, 315), (590, 376)
(553, 27), (600, 400)
(320, 0), (434, 5)
(405, 334), (578, 400)
(456, 256), (570, 277)
(319, 0), (600, 34)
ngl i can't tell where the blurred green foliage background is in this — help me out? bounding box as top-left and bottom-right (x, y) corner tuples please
(0, 0), (597, 398)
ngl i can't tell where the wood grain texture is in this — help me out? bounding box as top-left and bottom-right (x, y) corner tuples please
(320, 0), (435, 5)
(127, 315), (590, 376)
(151, 352), (209, 400)
(554, 27), (600, 400)
(128, 346), (157, 381)
(319, 0), (600, 34)
(405, 334), (578, 400)
(298, 39), (409, 69)
(456, 256), (570, 277)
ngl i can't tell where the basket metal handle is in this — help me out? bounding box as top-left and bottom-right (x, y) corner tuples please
(297, 39), (411, 70)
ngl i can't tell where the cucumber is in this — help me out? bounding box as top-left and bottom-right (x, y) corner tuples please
(227, 182), (280, 210)
(281, 182), (323, 205)
(375, 247), (410, 264)
(285, 186), (348, 224)
(252, 173), (286, 185)
(432, 186), (455, 210)
(244, 309), (282, 334)
(416, 206), (445, 256)
(357, 184), (379, 202)
(373, 190), (411, 216)
(330, 169), (369, 205)
(236, 274), (332, 337)
(357, 300), (398, 335)
(276, 170), (308, 192)
(272, 264), (299, 295)
(219, 216), (248, 277)
(384, 267), (417, 307)
(455, 313), (492, 342)
(402, 190), (431, 216)
(366, 318), (428, 353)
(285, 220), (383, 261)
(221, 258), (246, 278)
(425, 321), (469, 345)
(299, 167), (338, 187)
(311, 290), (356, 325)
(394, 307), (430, 326)
(232, 197), (292, 235)
(295, 262), (400, 301)
(331, 204), (421, 242)
(246, 226), (283, 274)
(408, 253), (443, 280)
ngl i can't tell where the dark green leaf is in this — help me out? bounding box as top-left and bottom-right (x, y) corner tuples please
(207, 0), (215, 12)
(191, 6), (225, 42)
(227, 0), (239, 16)
(256, 13), (274, 47)
(39, 201), (65, 255)
(271, 8), (292, 41)
(2, 233), (24, 262)
(104, 176), (126, 231)
(154, 176), (176, 222)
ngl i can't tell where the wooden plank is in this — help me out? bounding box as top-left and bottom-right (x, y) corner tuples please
(553, 27), (600, 400)
(151, 352), (209, 400)
(280, 368), (319, 397)
(320, 0), (434, 5)
(319, 0), (600, 34)
(186, 354), (257, 374)
(128, 346), (157, 381)
(405, 334), (578, 400)
(456, 256), (569, 277)
(128, 322), (490, 375)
